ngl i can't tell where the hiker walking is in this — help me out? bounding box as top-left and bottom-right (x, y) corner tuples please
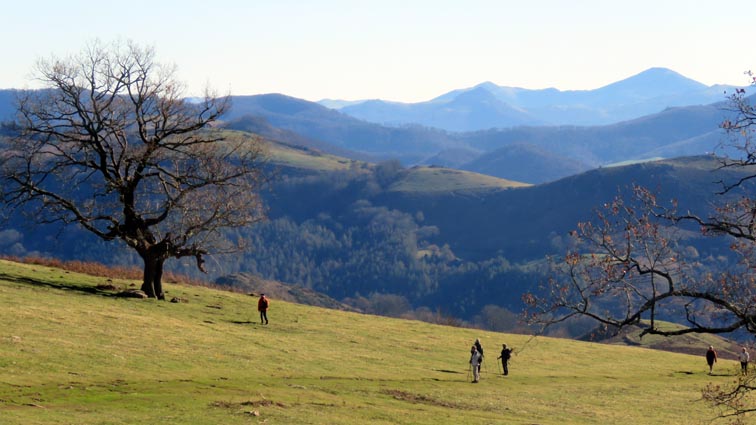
(497, 343), (512, 376)
(474, 338), (484, 373)
(258, 293), (270, 325)
(740, 347), (750, 376)
(469, 345), (482, 383)
(706, 345), (717, 375)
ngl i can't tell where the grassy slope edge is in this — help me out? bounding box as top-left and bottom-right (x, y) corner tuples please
(0, 259), (737, 424)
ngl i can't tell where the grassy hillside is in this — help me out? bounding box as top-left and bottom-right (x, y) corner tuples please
(262, 136), (530, 192)
(266, 139), (361, 172)
(264, 138), (529, 192)
(224, 94), (455, 164)
(0, 259), (742, 424)
(587, 321), (743, 360)
(388, 166), (530, 193)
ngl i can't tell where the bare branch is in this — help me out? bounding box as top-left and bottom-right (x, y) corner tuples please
(0, 40), (267, 299)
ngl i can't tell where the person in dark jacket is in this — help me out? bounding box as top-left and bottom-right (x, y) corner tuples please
(706, 345), (717, 375)
(497, 343), (512, 376)
(258, 294), (269, 325)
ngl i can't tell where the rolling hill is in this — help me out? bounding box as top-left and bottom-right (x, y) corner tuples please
(3, 84), (756, 331)
(0, 87), (747, 185)
(457, 143), (592, 184)
(375, 155), (754, 262)
(2, 123), (754, 328)
(223, 94), (456, 164)
(0, 258), (745, 424)
(219, 91), (744, 185)
(458, 102), (730, 166)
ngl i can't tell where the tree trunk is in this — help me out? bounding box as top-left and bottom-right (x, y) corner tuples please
(154, 258), (165, 301)
(140, 255), (166, 300)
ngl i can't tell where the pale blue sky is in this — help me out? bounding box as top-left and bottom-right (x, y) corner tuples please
(2, 0), (754, 102)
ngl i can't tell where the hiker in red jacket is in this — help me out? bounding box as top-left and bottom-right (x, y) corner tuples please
(258, 294), (269, 325)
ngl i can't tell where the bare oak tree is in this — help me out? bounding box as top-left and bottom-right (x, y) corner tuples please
(1, 41), (266, 299)
(525, 79), (756, 422)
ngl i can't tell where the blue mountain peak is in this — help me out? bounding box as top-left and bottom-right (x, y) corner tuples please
(600, 67), (707, 94)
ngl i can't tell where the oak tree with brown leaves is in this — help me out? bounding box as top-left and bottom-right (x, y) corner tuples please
(525, 76), (756, 423)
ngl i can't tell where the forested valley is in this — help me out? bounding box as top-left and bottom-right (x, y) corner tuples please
(1, 135), (748, 338)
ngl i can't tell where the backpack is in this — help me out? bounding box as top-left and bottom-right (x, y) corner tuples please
(259, 297), (269, 309)
(503, 349), (511, 360)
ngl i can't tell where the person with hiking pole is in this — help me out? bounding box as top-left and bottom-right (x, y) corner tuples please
(258, 293), (270, 325)
(469, 345), (482, 383)
(497, 343), (513, 376)
(474, 338), (484, 374)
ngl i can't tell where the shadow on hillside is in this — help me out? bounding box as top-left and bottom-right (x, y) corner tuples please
(707, 372), (738, 377)
(0, 272), (120, 298)
(433, 369), (463, 374)
(229, 320), (256, 325)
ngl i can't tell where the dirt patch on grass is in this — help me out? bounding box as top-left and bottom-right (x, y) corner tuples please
(211, 399), (287, 409)
(382, 389), (466, 409)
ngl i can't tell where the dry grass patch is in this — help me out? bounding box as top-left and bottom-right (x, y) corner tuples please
(382, 389), (466, 409)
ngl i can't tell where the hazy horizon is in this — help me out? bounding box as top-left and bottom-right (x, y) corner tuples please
(2, 0), (753, 102)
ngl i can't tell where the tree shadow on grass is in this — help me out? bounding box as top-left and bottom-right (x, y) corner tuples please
(0, 272), (121, 298)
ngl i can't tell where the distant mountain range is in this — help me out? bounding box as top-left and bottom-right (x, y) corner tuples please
(321, 68), (752, 130)
(0, 68), (751, 185)
(215, 90), (741, 184)
(222, 94), (457, 165)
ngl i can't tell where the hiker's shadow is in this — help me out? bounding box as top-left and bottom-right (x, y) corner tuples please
(229, 320), (256, 325)
(707, 372), (738, 377)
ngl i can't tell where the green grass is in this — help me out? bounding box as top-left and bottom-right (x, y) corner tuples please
(216, 129), (361, 173)
(389, 166), (530, 193)
(598, 321), (744, 359)
(604, 157), (665, 167)
(267, 141), (361, 172)
(0, 259), (741, 424)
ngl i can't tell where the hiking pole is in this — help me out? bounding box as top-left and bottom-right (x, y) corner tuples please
(496, 358), (502, 375)
(467, 363), (471, 382)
